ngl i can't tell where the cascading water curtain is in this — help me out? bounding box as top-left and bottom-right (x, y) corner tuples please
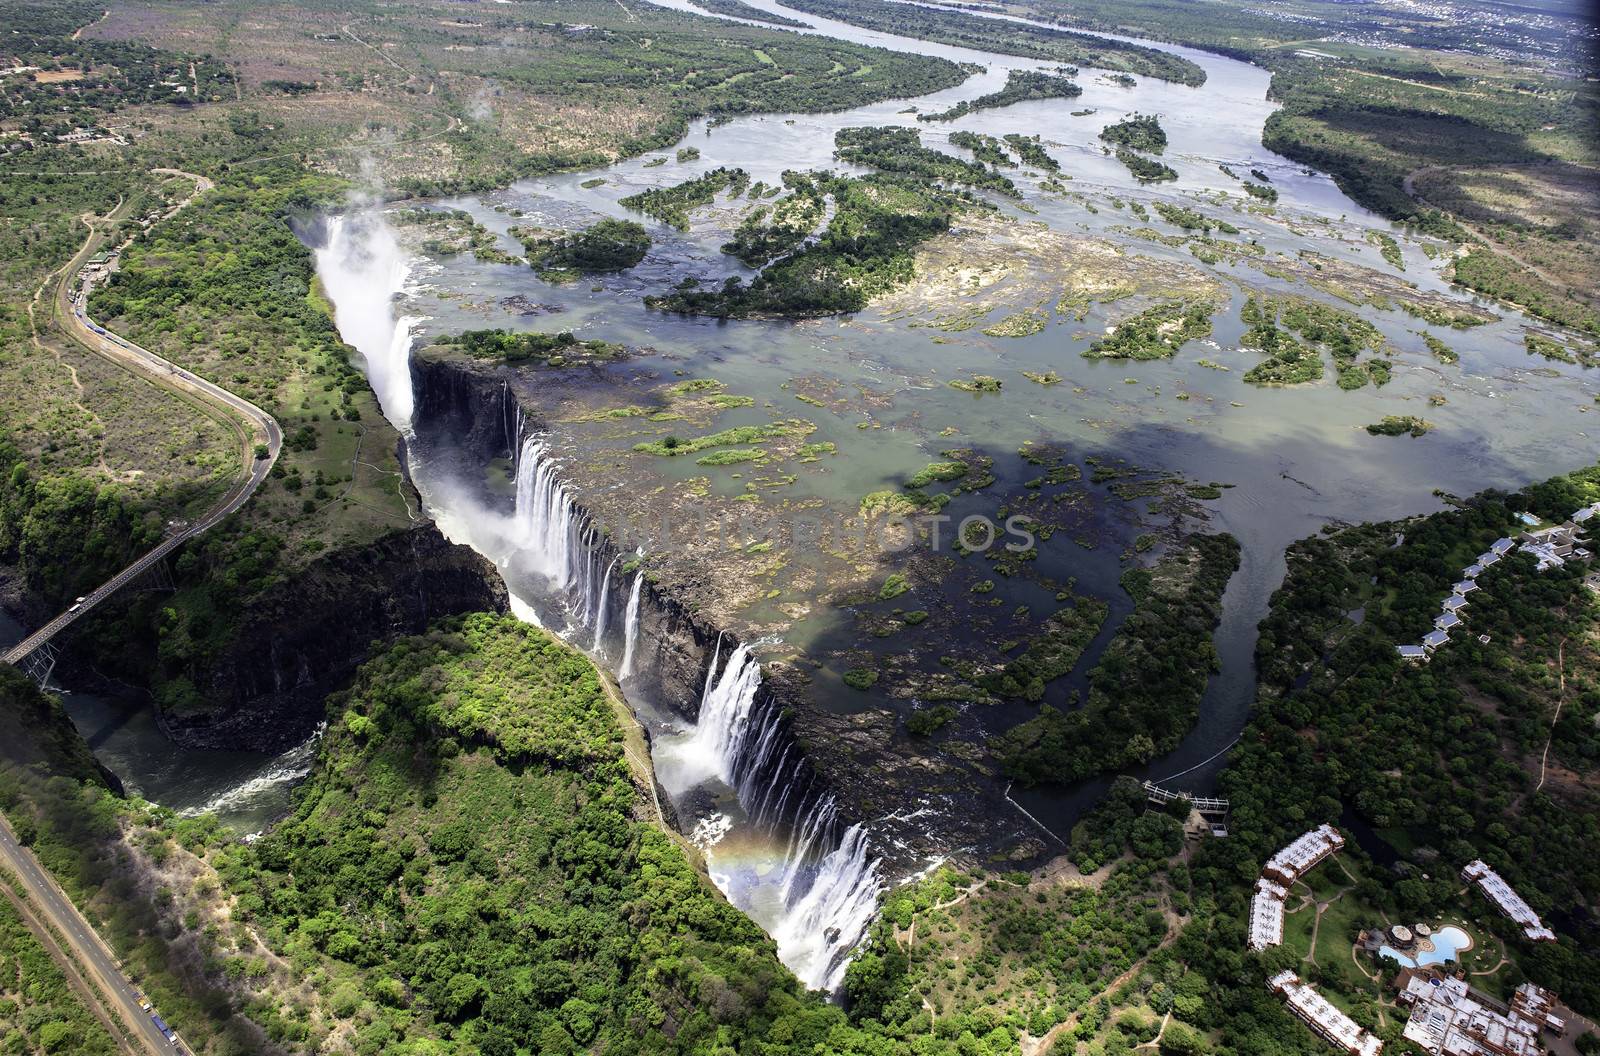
(619, 572), (644, 679)
(503, 432), (883, 991)
(694, 642), (884, 991)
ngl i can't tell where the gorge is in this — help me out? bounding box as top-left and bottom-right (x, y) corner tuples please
(33, 0), (1599, 998)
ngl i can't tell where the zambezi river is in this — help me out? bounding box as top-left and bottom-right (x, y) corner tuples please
(62, 0), (1599, 992)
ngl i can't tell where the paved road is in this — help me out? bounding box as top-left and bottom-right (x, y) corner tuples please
(0, 817), (173, 1055)
(2, 171), (282, 668)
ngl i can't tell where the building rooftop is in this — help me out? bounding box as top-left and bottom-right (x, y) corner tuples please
(1400, 975), (1546, 1056)
(1453, 580), (1478, 594)
(1249, 879), (1287, 950)
(1264, 825), (1345, 883)
(1461, 861), (1555, 942)
(1272, 971), (1383, 1056)
(1523, 543), (1565, 572)
(1436, 612), (1463, 631)
(1423, 629), (1450, 650)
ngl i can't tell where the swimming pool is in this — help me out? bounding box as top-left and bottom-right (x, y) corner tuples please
(1379, 925), (1472, 968)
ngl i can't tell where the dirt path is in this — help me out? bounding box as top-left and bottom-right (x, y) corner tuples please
(342, 22), (410, 73)
(1019, 910), (1185, 1056)
(1305, 887), (1350, 966)
(898, 881), (987, 950)
(1536, 637), (1566, 792)
(1351, 69), (1484, 99)
(71, 8), (109, 40)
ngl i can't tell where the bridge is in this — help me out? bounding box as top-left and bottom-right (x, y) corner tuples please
(4, 170), (281, 684)
(1144, 781), (1230, 816)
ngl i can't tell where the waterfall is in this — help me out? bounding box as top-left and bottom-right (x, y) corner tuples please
(619, 573), (644, 679)
(686, 644), (885, 992)
(592, 555), (620, 652)
(686, 642), (761, 787)
(513, 436), (582, 590)
(309, 208), (886, 993)
(313, 210), (416, 428)
(774, 823), (883, 991)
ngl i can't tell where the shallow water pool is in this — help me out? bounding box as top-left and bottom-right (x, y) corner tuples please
(1379, 925), (1472, 968)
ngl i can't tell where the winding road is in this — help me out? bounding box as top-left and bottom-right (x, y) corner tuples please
(2, 168), (282, 1052)
(2, 170), (282, 670)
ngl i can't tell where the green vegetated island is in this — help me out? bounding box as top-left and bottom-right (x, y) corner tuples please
(1005, 0), (1600, 338)
(919, 70), (1083, 123)
(641, 126), (1010, 317)
(515, 219), (652, 279)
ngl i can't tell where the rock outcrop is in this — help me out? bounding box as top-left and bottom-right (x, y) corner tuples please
(164, 523), (507, 751)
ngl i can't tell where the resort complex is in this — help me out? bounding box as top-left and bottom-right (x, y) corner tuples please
(1398, 504), (1598, 661)
(1461, 861), (1557, 943)
(1249, 826), (1388, 1055)
(1245, 828), (1574, 1056)
(1270, 971), (1384, 1056)
(1399, 976), (1565, 1056)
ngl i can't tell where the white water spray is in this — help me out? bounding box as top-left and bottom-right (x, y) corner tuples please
(619, 572), (644, 679)
(775, 823), (882, 991)
(181, 723), (326, 820)
(312, 210), (417, 428)
(686, 643), (762, 786)
(684, 644), (885, 992)
(512, 436), (582, 589)
(592, 555), (620, 652)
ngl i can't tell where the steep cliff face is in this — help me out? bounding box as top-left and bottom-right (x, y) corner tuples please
(163, 524), (508, 751)
(405, 349), (878, 848)
(0, 667), (123, 794)
(409, 351), (519, 472)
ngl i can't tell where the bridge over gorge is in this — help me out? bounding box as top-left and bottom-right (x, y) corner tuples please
(3, 170), (281, 685)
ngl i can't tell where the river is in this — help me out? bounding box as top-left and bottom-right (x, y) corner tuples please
(0, 611), (315, 836)
(49, 0), (1599, 993)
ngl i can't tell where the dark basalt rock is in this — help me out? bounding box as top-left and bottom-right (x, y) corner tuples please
(406, 348), (920, 863)
(162, 523), (508, 752)
(0, 665), (125, 796)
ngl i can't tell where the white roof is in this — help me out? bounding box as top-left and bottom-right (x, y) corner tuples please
(1248, 879), (1287, 950)
(1442, 595), (1469, 612)
(1423, 629), (1450, 648)
(1462, 860), (1552, 939)
(1397, 645), (1427, 658)
(1435, 612), (1463, 630)
(1402, 974), (1543, 1056)
(1477, 552), (1501, 566)
(1453, 580), (1477, 593)
(1264, 825), (1344, 881)
(1491, 537), (1515, 554)
(1275, 972), (1382, 1054)
(1464, 564), (1485, 578)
